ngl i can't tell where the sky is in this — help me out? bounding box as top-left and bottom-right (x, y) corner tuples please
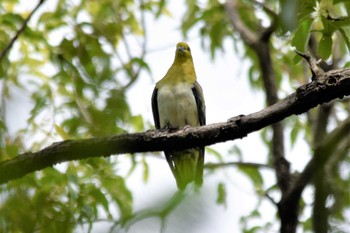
(4, 0), (321, 232)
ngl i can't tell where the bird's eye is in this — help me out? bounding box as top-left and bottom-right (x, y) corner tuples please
(187, 47), (191, 51)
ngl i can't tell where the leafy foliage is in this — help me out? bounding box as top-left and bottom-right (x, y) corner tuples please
(0, 0), (152, 231)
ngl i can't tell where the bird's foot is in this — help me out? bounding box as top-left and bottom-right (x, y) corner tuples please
(181, 125), (192, 133)
(183, 125), (191, 130)
(164, 126), (178, 133)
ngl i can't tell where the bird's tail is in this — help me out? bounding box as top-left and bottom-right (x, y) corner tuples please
(165, 148), (204, 190)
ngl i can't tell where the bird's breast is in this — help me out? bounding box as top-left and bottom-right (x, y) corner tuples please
(157, 83), (199, 129)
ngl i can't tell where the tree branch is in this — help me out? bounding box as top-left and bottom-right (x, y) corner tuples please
(204, 162), (272, 170)
(311, 98), (333, 233)
(0, 0), (45, 62)
(1, 67), (350, 184)
(282, 116), (350, 205)
(278, 116), (350, 233)
(295, 50), (324, 80)
(224, 0), (257, 45)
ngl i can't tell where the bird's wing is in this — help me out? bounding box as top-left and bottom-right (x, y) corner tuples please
(192, 81), (206, 126)
(192, 81), (206, 187)
(151, 87), (160, 129)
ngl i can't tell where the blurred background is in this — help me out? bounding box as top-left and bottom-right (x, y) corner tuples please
(0, 0), (349, 232)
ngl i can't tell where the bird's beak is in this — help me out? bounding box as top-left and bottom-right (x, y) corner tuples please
(178, 46), (185, 53)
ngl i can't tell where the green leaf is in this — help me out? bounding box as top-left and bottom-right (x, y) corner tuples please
(245, 226), (262, 233)
(247, 63), (261, 89)
(206, 147), (224, 161)
(0, 119), (6, 130)
(296, 0), (316, 22)
(279, 0), (299, 32)
(91, 188), (110, 214)
(22, 26), (45, 43)
(228, 145), (242, 160)
(155, 0), (167, 18)
(0, 13), (24, 29)
(302, 217), (313, 231)
(142, 157), (149, 183)
(290, 119), (300, 147)
(181, 0), (200, 36)
(130, 57), (151, 74)
(216, 182), (227, 207)
(5, 144), (18, 157)
(130, 114), (145, 132)
(126, 155), (137, 178)
(28, 85), (51, 122)
(102, 176), (133, 224)
(338, 27), (350, 52)
(54, 124), (70, 140)
(238, 166), (263, 191)
(318, 35), (333, 59)
(291, 18), (313, 51)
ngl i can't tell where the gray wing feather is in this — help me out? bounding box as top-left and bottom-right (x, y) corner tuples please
(192, 81), (206, 126)
(151, 87), (160, 129)
(192, 81), (206, 187)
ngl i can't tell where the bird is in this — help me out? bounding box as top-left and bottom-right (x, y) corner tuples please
(151, 42), (206, 190)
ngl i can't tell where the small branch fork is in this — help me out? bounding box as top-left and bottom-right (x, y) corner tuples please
(0, 0), (45, 62)
(295, 50), (324, 80)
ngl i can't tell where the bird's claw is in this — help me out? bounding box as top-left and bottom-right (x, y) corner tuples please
(180, 125), (192, 133)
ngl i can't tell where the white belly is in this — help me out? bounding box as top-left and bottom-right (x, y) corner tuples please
(157, 83), (199, 129)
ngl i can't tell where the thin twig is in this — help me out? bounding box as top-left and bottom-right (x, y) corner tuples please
(265, 192), (278, 206)
(0, 79), (7, 147)
(282, 117), (350, 204)
(224, 0), (257, 45)
(0, 0), (46, 62)
(295, 50), (324, 80)
(124, 191), (184, 230)
(252, 0), (277, 19)
(122, 0), (148, 90)
(204, 161), (273, 169)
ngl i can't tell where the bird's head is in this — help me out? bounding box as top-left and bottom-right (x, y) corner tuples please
(175, 42), (192, 62)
